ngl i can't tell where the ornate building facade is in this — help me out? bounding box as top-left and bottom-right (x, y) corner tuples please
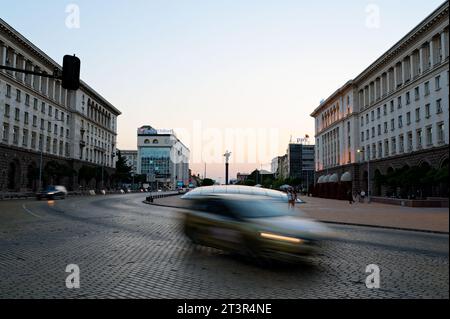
(0, 18), (121, 192)
(311, 3), (449, 200)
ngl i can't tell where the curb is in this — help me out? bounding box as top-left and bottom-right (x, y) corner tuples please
(143, 201), (449, 235)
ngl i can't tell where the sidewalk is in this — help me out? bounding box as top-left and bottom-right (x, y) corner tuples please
(149, 195), (449, 233)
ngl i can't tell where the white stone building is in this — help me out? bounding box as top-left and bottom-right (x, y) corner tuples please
(311, 2), (449, 199)
(0, 18), (121, 191)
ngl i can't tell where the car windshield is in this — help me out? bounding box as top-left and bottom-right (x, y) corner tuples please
(44, 186), (56, 192)
(228, 199), (293, 219)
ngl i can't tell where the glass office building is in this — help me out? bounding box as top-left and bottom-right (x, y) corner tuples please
(137, 126), (190, 190)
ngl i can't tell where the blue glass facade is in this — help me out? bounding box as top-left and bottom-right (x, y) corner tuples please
(139, 147), (171, 178)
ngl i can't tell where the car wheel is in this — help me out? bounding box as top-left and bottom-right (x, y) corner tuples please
(184, 223), (200, 245)
(243, 239), (272, 267)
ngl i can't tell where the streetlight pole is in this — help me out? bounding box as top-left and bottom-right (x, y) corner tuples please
(357, 149), (371, 203)
(223, 151), (231, 185)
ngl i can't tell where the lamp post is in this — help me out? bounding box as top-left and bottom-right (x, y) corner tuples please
(357, 149), (370, 203)
(223, 151), (231, 185)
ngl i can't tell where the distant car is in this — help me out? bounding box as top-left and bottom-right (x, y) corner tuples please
(180, 185), (331, 264)
(36, 185), (68, 200)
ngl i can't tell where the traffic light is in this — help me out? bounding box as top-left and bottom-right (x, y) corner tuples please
(62, 55), (80, 90)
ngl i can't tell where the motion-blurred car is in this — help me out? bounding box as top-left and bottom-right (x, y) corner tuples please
(36, 185), (68, 200)
(180, 186), (330, 263)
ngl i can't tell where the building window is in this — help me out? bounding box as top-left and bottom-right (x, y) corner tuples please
(424, 82), (430, 96)
(5, 85), (11, 98)
(391, 137), (396, 155)
(371, 127), (375, 138)
(383, 104), (387, 115)
(384, 140), (389, 157)
(406, 112), (411, 125)
(407, 132), (413, 152)
(14, 108), (20, 121)
(416, 129), (423, 149)
(377, 107), (381, 119)
(25, 94), (30, 106)
(398, 115), (403, 128)
(366, 129), (369, 140)
(24, 112), (29, 125)
(12, 126), (19, 145)
(425, 104), (431, 118)
(406, 92), (410, 105)
(361, 117), (364, 127)
(436, 99), (442, 114)
(390, 101), (394, 113)
(437, 122), (445, 143)
(32, 115), (37, 127)
(397, 96), (402, 109)
(361, 132), (364, 142)
(377, 124), (381, 136)
(435, 76), (441, 90)
(384, 122), (388, 133)
(41, 102), (45, 114)
(48, 122), (52, 133)
(415, 107), (420, 122)
(2, 123), (9, 142)
(414, 86), (420, 100)
(371, 111), (374, 122)
(4, 104), (10, 118)
(31, 132), (36, 149)
(426, 126), (433, 146)
(16, 89), (21, 102)
(33, 98), (38, 110)
(22, 129), (28, 146)
(391, 119), (395, 131)
(399, 135), (404, 153)
(48, 105), (52, 117)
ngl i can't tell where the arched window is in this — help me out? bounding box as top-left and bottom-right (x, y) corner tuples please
(153, 139), (159, 144)
(144, 139), (150, 144)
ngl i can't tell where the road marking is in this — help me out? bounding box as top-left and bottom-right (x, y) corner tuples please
(22, 204), (43, 219)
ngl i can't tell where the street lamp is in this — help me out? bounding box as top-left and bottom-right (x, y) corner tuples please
(357, 149), (371, 203)
(223, 151), (231, 185)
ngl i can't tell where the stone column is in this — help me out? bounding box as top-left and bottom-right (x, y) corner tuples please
(429, 39), (435, 67)
(1, 44), (6, 66)
(441, 30), (448, 60)
(12, 51), (17, 77)
(419, 47), (423, 74)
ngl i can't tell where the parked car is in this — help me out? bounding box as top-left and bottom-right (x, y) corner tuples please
(36, 185), (68, 200)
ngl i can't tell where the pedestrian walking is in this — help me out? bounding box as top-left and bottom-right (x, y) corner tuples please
(360, 190), (366, 203)
(347, 189), (354, 204)
(287, 189), (295, 209)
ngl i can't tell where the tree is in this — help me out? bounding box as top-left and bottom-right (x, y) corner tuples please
(114, 151), (132, 184)
(202, 178), (215, 186)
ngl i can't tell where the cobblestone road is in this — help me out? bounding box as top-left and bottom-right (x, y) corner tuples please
(0, 194), (448, 299)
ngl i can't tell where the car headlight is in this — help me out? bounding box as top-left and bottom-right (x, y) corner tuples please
(260, 232), (304, 244)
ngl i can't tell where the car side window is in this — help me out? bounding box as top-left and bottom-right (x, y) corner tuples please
(190, 199), (236, 219)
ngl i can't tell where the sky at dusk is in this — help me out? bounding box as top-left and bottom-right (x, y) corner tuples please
(0, 0), (445, 181)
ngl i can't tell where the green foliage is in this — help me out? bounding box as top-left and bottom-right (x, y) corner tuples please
(114, 150), (133, 183)
(244, 179), (256, 186)
(202, 178), (215, 186)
